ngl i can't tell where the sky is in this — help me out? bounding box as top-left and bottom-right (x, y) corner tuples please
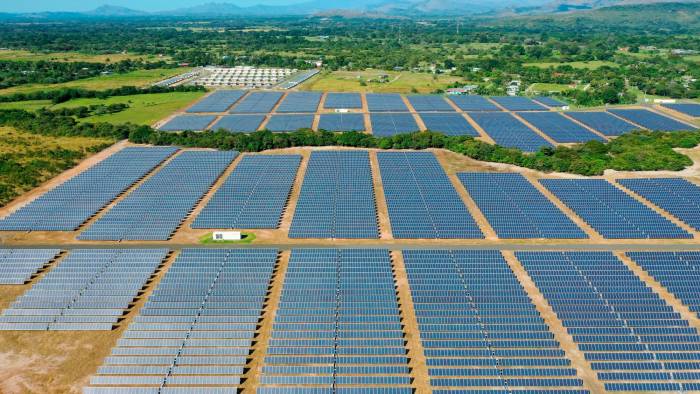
(0, 0), (303, 13)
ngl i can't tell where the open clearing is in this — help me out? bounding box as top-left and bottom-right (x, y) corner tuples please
(299, 70), (464, 94)
(523, 60), (618, 69)
(0, 49), (170, 63)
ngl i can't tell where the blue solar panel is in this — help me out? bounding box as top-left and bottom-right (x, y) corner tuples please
(405, 249), (585, 391)
(490, 96), (548, 111)
(317, 113), (366, 132)
(324, 93), (362, 109)
(366, 94), (408, 112)
(540, 178), (692, 239)
(277, 69), (320, 90)
(407, 95), (455, 112)
(209, 115), (265, 133)
(565, 112), (639, 136)
(617, 178), (700, 232)
(419, 113), (478, 136)
(158, 115), (217, 131)
(276, 92), (322, 113)
(518, 112), (605, 143)
(265, 115), (314, 132)
(662, 103), (700, 117)
(533, 96), (567, 108)
(458, 172), (586, 239)
(447, 95), (501, 111)
(377, 151), (483, 239)
(608, 109), (696, 131)
(290, 151), (378, 239)
(230, 91), (284, 113)
(469, 112), (552, 152)
(186, 90), (247, 113)
(0, 147), (177, 231)
(193, 155), (301, 229)
(79, 151), (237, 241)
(370, 113), (420, 136)
(0, 249), (60, 285)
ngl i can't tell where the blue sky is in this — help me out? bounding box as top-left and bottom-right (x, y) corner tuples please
(0, 0), (301, 12)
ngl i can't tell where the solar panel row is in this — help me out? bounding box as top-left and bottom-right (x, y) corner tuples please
(0, 249), (60, 285)
(158, 115), (217, 132)
(231, 91), (284, 113)
(662, 103), (700, 117)
(490, 96), (547, 111)
(533, 96), (567, 108)
(85, 248), (278, 393)
(210, 114), (265, 133)
(447, 95), (501, 111)
(79, 151), (237, 241)
(276, 92), (322, 113)
(518, 112), (605, 143)
(407, 95), (455, 112)
(420, 113), (479, 136)
(0, 249), (167, 331)
(317, 113), (366, 132)
(469, 112), (552, 152)
(608, 109), (696, 132)
(565, 112), (638, 137)
(0, 146), (177, 231)
(324, 93), (362, 109)
(366, 93), (409, 112)
(193, 154), (301, 229)
(370, 113), (420, 136)
(186, 90), (247, 113)
(265, 114), (314, 132)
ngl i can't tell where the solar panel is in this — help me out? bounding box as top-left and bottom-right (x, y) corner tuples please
(276, 92), (322, 113)
(209, 115), (265, 133)
(407, 95), (455, 112)
(490, 96), (548, 111)
(419, 113), (478, 136)
(0, 249), (60, 284)
(186, 90), (247, 113)
(84, 248), (277, 391)
(533, 96), (567, 108)
(265, 115), (314, 132)
(192, 154), (301, 229)
(377, 151), (483, 239)
(289, 151), (378, 238)
(469, 112), (552, 152)
(617, 178), (700, 232)
(662, 103), (700, 117)
(370, 113), (420, 136)
(518, 112), (605, 143)
(79, 151), (237, 241)
(0, 147), (177, 231)
(317, 113), (366, 132)
(324, 93), (362, 109)
(158, 115), (217, 132)
(405, 249), (585, 392)
(458, 172), (586, 239)
(540, 178), (692, 239)
(608, 109), (696, 131)
(277, 69), (320, 90)
(0, 249), (167, 330)
(565, 112), (638, 136)
(230, 91), (284, 113)
(366, 94), (409, 112)
(447, 95), (501, 111)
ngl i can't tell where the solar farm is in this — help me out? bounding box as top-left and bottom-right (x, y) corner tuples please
(4, 88), (700, 393)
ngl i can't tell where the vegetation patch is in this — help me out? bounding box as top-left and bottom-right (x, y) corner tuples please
(199, 232), (256, 244)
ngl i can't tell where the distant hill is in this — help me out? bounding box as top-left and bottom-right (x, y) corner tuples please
(85, 5), (149, 17)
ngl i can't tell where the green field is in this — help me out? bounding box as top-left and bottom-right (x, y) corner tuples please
(199, 233), (256, 244)
(523, 60), (618, 69)
(0, 49), (169, 63)
(299, 70), (463, 93)
(0, 68), (190, 95)
(0, 100), (53, 111)
(527, 83), (573, 93)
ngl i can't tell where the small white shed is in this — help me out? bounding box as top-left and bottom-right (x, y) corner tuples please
(213, 231), (242, 241)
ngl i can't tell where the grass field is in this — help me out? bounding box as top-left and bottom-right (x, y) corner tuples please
(527, 83), (573, 93)
(0, 68), (190, 96)
(0, 49), (169, 63)
(299, 70), (464, 94)
(523, 60), (618, 69)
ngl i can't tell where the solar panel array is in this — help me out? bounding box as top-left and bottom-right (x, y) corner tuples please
(617, 178), (700, 232)
(518, 112), (605, 143)
(469, 112), (552, 152)
(518, 251), (700, 392)
(490, 96), (547, 111)
(193, 155), (301, 229)
(407, 95), (455, 112)
(317, 113), (366, 132)
(290, 151), (378, 238)
(277, 69), (320, 90)
(366, 93), (409, 112)
(276, 92), (322, 113)
(405, 249), (587, 393)
(231, 91), (284, 113)
(324, 93), (362, 109)
(85, 248), (277, 393)
(565, 112), (638, 136)
(186, 90), (246, 113)
(419, 113), (479, 136)
(0, 249), (167, 331)
(377, 151), (483, 239)
(265, 114), (314, 132)
(0, 249), (60, 285)
(258, 248), (411, 393)
(608, 109), (696, 132)
(370, 113), (420, 136)
(662, 103), (700, 117)
(79, 151), (237, 241)
(158, 115), (217, 132)
(540, 179), (691, 239)
(458, 173), (586, 239)
(627, 251), (700, 319)
(533, 96), (567, 107)
(447, 95), (501, 111)
(209, 114), (265, 133)
(0, 146), (177, 231)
